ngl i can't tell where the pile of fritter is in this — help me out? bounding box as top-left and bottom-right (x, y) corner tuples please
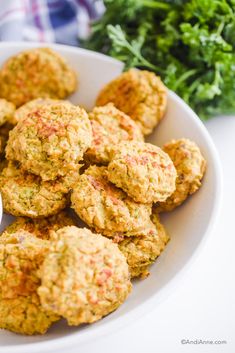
(0, 48), (206, 335)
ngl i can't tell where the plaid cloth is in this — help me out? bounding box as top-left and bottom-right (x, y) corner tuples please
(0, 0), (104, 45)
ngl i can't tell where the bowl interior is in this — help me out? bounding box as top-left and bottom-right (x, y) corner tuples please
(0, 43), (222, 352)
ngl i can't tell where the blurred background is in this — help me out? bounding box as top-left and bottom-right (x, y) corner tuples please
(2, 0), (235, 120)
(0, 0), (103, 45)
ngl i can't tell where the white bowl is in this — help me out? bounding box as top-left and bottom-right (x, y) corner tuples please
(0, 42), (222, 353)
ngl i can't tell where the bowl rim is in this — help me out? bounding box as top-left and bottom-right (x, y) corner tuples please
(0, 42), (223, 353)
(0, 41), (123, 69)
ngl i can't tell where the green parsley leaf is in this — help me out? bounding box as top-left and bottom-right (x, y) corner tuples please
(85, 0), (235, 119)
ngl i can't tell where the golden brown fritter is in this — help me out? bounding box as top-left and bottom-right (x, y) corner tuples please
(85, 103), (143, 164)
(38, 226), (132, 326)
(6, 101), (92, 181)
(71, 165), (152, 236)
(96, 69), (167, 135)
(0, 48), (77, 107)
(0, 231), (59, 334)
(0, 162), (78, 218)
(108, 141), (176, 204)
(155, 138), (206, 212)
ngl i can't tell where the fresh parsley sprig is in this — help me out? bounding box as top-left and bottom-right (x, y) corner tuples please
(86, 0), (235, 119)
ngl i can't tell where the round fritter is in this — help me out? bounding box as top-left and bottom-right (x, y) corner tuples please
(0, 47), (77, 107)
(6, 101), (92, 181)
(96, 69), (167, 135)
(0, 293), (58, 335)
(0, 231), (59, 334)
(1, 211), (76, 240)
(0, 162), (78, 218)
(118, 214), (169, 279)
(155, 138), (206, 212)
(85, 103), (143, 164)
(38, 226), (132, 326)
(71, 165), (152, 236)
(0, 231), (49, 298)
(0, 99), (15, 127)
(10, 98), (62, 125)
(107, 141), (177, 204)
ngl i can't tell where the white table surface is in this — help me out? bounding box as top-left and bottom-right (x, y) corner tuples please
(59, 115), (234, 353)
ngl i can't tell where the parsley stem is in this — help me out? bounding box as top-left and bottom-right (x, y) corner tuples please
(217, 21), (225, 35)
(142, 1), (170, 10)
(124, 43), (162, 71)
(173, 69), (198, 90)
(136, 55), (162, 72)
(108, 25), (163, 73)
